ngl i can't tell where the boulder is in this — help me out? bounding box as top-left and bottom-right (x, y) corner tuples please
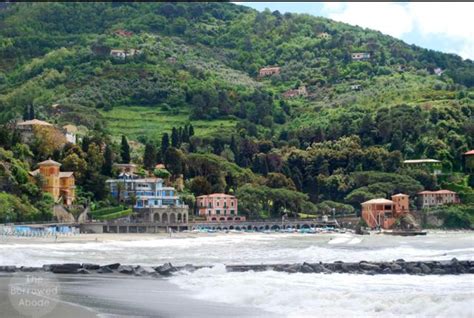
(309, 263), (331, 273)
(82, 263), (100, 270)
(432, 268), (446, 275)
(97, 266), (114, 274)
(51, 263), (82, 274)
(341, 263), (359, 273)
(382, 268), (392, 274)
(118, 265), (134, 275)
(77, 268), (90, 274)
(359, 262), (381, 272)
(103, 263), (120, 270)
(389, 263), (403, 273)
(133, 266), (157, 276)
(468, 267), (474, 274)
(419, 263), (431, 274)
(0, 266), (17, 272)
(182, 264), (196, 273)
(155, 263), (177, 276)
(300, 263), (314, 273)
(20, 267), (41, 272)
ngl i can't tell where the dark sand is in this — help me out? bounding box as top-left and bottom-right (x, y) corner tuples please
(0, 273), (274, 318)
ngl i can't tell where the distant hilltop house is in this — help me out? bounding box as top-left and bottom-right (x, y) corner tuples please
(403, 159), (442, 175)
(113, 29), (133, 37)
(433, 68), (444, 76)
(196, 193), (245, 222)
(350, 84), (362, 91)
(166, 56), (177, 64)
(418, 190), (460, 209)
(463, 150), (474, 173)
(62, 124), (78, 144)
(29, 159), (76, 206)
(16, 119), (53, 143)
(361, 193), (411, 229)
(317, 32), (331, 40)
(106, 172), (188, 224)
(113, 163), (138, 178)
(351, 52), (371, 61)
(110, 49), (141, 59)
(259, 66), (281, 77)
(283, 86), (308, 98)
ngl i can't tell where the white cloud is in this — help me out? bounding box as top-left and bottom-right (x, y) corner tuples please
(322, 2), (474, 60)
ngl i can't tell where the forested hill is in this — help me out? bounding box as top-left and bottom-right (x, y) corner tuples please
(0, 2), (473, 222)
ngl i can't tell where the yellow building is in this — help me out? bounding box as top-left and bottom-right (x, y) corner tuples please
(30, 159), (76, 205)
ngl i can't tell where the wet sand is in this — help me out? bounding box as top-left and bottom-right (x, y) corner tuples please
(0, 273), (274, 318)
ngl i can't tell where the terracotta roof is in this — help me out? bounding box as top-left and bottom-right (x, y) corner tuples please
(361, 198), (394, 205)
(17, 119), (53, 127)
(113, 163), (137, 167)
(418, 190), (456, 195)
(464, 150), (474, 156)
(38, 159), (61, 166)
(59, 172), (74, 178)
(403, 159), (441, 164)
(392, 193), (409, 197)
(63, 124), (78, 133)
(197, 193), (236, 198)
(29, 169), (40, 177)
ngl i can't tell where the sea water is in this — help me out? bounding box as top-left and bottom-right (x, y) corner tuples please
(1, 232), (473, 317)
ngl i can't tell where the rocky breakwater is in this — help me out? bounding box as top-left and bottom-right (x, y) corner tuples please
(0, 258), (472, 276)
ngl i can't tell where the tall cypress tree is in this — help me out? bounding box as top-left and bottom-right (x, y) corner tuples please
(29, 104), (35, 120)
(22, 105), (30, 121)
(161, 133), (170, 155)
(171, 127), (179, 148)
(120, 135), (131, 164)
(102, 144), (114, 176)
(143, 143), (156, 170)
(188, 124), (195, 137)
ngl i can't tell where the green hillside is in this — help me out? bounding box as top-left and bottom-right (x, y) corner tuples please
(0, 2), (472, 224)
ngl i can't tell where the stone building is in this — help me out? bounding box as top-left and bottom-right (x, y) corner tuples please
(29, 159), (76, 205)
(16, 119), (53, 143)
(351, 52), (371, 61)
(418, 190), (460, 209)
(196, 193), (245, 222)
(259, 66), (281, 77)
(283, 86), (308, 98)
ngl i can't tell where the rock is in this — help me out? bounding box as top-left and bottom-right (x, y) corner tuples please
(300, 263), (314, 273)
(118, 265), (134, 275)
(0, 266), (17, 272)
(359, 262), (381, 272)
(432, 268), (446, 275)
(341, 263), (359, 273)
(410, 267), (422, 274)
(77, 268), (90, 274)
(97, 266), (113, 274)
(103, 263), (120, 270)
(382, 268), (392, 274)
(182, 264), (196, 273)
(395, 259), (405, 263)
(82, 263), (100, 270)
(308, 263), (327, 273)
(20, 267), (41, 272)
(468, 267), (474, 274)
(134, 266), (157, 276)
(419, 263), (431, 274)
(389, 263), (403, 273)
(155, 263), (177, 276)
(51, 263), (82, 274)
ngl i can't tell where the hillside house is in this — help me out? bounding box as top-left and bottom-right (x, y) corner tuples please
(317, 32), (331, 40)
(259, 67), (281, 77)
(113, 163), (138, 178)
(418, 190), (460, 209)
(283, 86), (308, 98)
(361, 193), (410, 229)
(62, 124), (77, 144)
(113, 29), (133, 37)
(110, 49), (140, 59)
(29, 159), (75, 206)
(196, 193), (245, 222)
(351, 52), (371, 61)
(16, 119), (53, 143)
(403, 159), (442, 175)
(434, 68), (444, 76)
(463, 150), (474, 173)
(351, 84), (362, 91)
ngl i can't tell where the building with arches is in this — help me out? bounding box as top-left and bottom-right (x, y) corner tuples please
(196, 193), (245, 222)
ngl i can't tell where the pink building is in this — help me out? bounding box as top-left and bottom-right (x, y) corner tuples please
(259, 67), (280, 77)
(196, 193), (245, 222)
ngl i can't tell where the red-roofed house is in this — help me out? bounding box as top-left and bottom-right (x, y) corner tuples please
(418, 190), (460, 209)
(259, 67), (280, 77)
(361, 193), (411, 229)
(196, 193), (245, 222)
(463, 150), (474, 173)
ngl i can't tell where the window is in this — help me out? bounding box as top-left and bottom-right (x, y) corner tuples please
(217, 201), (220, 207)
(216, 210), (221, 215)
(230, 210), (235, 215)
(231, 201), (234, 207)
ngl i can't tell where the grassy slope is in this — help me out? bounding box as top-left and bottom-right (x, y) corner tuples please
(101, 106), (237, 141)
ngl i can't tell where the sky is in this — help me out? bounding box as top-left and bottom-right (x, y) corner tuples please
(235, 2), (474, 61)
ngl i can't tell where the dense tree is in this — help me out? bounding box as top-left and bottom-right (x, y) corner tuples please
(143, 143), (156, 170)
(120, 135), (131, 164)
